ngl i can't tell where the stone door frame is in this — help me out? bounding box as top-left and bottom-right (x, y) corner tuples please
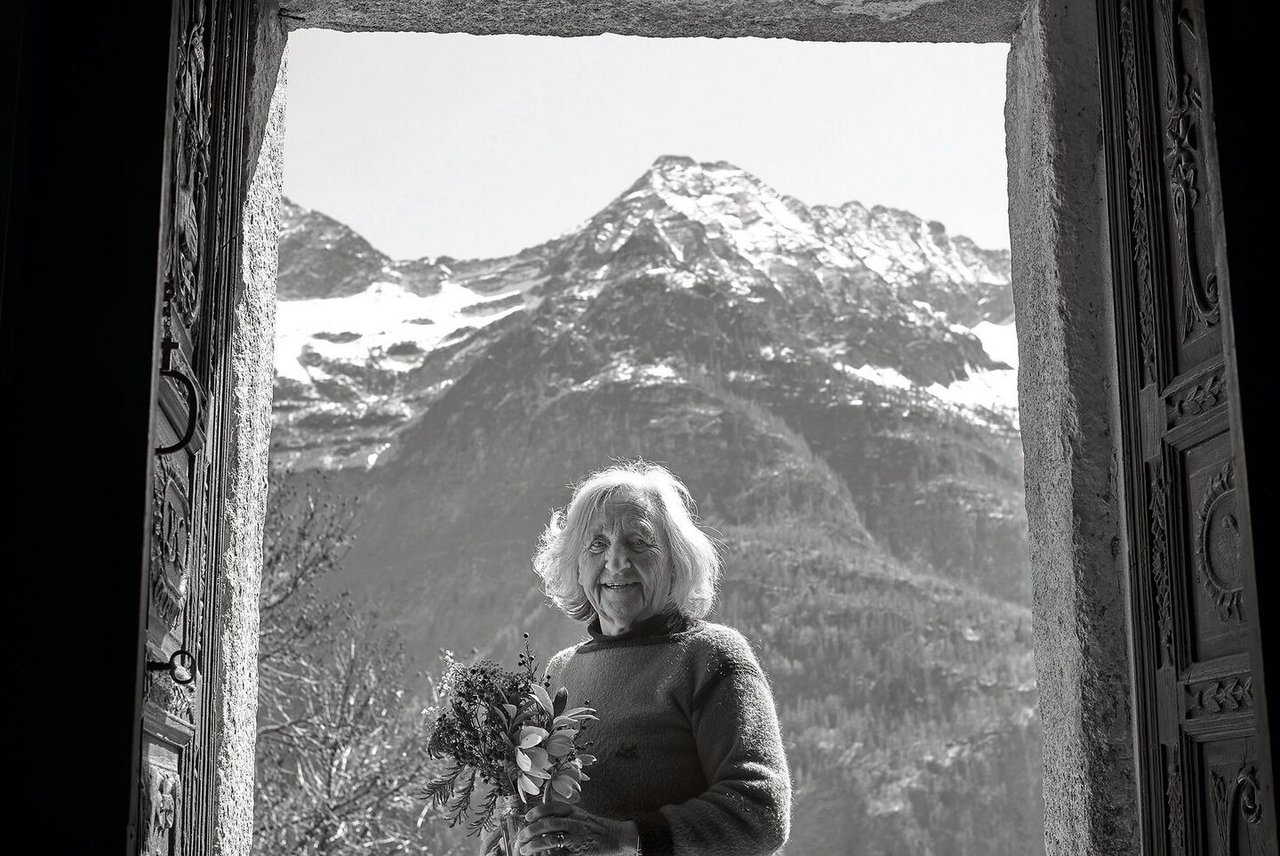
(207, 1), (1262, 854)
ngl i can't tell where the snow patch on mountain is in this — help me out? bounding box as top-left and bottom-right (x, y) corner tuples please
(580, 357), (684, 392)
(275, 279), (533, 382)
(971, 320), (1018, 368)
(927, 320), (1019, 426)
(822, 318), (1017, 421)
(835, 361), (916, 390)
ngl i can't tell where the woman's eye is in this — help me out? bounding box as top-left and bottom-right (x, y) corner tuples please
(588, 539), (607, 552)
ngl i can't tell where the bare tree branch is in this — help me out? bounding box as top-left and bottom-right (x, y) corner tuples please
(254, 468), (458, 856)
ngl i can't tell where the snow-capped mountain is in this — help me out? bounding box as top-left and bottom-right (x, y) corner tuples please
(274, 155), (1016, 470)
(270, 157), (1041, 856)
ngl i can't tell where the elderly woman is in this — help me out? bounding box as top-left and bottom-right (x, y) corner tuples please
(499, 461), (791, 856)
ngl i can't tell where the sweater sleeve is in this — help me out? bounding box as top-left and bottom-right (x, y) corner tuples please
(631, 627), (792, 856)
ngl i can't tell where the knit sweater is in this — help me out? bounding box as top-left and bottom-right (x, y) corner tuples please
(545, 613), (791, 856)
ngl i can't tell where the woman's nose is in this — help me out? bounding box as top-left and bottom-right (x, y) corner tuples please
(605, 545), (630, 571)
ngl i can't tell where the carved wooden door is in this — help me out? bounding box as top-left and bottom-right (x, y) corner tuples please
(1100, 1), (1275, 854)
(138, 0), (252, 853)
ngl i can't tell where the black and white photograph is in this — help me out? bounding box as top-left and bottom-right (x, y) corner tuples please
(2, 3), (1273, 856)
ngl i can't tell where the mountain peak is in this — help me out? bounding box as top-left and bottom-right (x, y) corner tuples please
(648, 153), (744, 171)
(650, 153), (698, 168)
(634, 154), (751, 194)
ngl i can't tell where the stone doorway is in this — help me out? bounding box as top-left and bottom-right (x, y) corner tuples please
(123, 0), (1280, 853)
(228, 5), (1131, 856)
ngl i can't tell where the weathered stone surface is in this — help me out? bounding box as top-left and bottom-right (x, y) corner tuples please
(1007, 1), (1139, 854)
(215, 37), (287, 856)
(280, 0), (1024, 42)
(243, 3), (289, 200)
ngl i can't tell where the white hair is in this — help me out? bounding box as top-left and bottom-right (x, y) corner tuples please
(532, 460), (722, 622)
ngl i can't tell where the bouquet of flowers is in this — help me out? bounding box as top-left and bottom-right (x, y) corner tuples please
(423, 635), (597, 849)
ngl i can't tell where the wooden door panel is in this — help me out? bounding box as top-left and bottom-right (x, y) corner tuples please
(1193, 734), (1267, 856)
(1183, 658), (1253, 724)
(137, 0), (252, 853)
(1101, 0), (1274, 853)
(1146, 0), (1222, 375)
(1173, 427), (1245, 663)
(141, 711), (191, 856)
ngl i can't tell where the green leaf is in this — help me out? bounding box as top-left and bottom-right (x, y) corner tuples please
(530, 684), (554, 715)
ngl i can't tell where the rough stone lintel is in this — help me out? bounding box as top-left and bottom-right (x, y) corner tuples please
(276, 0), (1025, 42)
(1007, 0), (1139, 854)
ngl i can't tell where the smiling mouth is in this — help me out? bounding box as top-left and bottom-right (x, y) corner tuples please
(602, 582), (639, 591)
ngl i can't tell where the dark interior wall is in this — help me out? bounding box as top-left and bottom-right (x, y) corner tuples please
(1202, 7), (1276, 822)
(1, 2), (171, 850)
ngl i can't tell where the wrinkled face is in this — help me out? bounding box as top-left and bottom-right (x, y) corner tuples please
(578, 490), (672, 636)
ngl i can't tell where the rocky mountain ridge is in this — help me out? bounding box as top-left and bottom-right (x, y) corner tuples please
(274, 156), (1016, 472)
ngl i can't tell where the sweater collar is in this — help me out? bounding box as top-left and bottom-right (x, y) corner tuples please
(586, 610), (690, 643)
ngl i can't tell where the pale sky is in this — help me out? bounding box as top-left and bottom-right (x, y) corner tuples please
(282, 32), (1010, 261)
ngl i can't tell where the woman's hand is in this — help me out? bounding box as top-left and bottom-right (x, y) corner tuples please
(516, 802), (639, 856)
